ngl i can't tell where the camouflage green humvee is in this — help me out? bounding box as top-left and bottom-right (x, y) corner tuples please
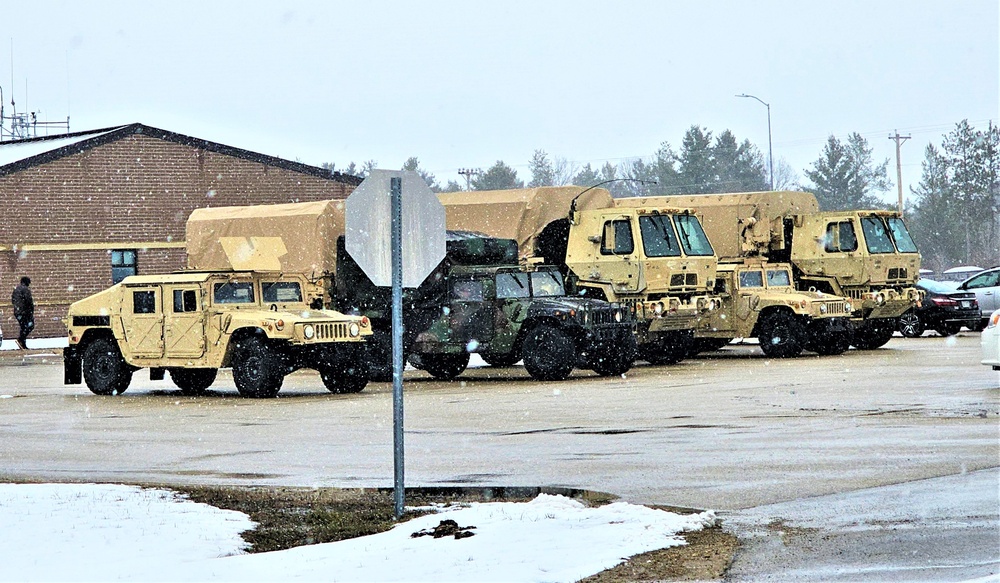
(64, 271), (372, 398)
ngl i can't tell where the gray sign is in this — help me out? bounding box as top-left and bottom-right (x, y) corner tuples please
(345, 170), (446, 288)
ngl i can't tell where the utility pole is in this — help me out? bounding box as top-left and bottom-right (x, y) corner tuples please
(889, 130), (911, 215)
(457, 168), (481, 191)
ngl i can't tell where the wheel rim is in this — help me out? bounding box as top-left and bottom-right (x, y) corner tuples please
(899, 314), (920, 337)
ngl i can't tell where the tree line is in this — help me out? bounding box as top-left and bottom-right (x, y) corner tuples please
(325, 120), (999, 269)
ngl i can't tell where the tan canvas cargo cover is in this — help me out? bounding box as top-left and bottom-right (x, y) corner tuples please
(437, 186), (614, 260)
(617, 191), (820, 260)
(186, 199), (346, 273)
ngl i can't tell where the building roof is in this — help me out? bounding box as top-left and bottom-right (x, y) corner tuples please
(0, 122), (362, 184)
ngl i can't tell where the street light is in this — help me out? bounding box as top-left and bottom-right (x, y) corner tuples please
(737, 93), (774, 190)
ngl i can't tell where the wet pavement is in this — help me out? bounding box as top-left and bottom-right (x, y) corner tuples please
(0, 333), (997, 579)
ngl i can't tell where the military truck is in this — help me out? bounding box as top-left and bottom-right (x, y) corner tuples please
(696, 259), (854, 357)
(636, 191), (923, 350)
(437, 187), (722, 365)
(63, 271), (372, 398)
(335, 232), (636, 381)
(185, 201), (636, 382)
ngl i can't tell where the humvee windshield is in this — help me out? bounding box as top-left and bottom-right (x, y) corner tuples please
(886, 217), (918, 253)
(214, 281), (255, 304)
(639, 215), (681, 257)
(860, 217), (897, 254)
(739, 270), (764, 288)
(262, 281), (303, 303)
(673, 214), (715, 256)
(496, 271), (530, 299)
(531, 270), (566, 297)
(766, 269), (792, 286)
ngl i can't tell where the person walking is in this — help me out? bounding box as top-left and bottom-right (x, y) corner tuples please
(11, 276), (34, 349)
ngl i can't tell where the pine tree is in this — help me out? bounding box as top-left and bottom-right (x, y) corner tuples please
(472, 161), (524, 191)
(528, 150), (555, 187)
(803, 133), (889, 210)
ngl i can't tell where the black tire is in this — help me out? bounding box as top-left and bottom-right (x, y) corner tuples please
(480, 352), (521, 367)
(757, 311), (805, 358)
(320, 346), (369, 394)
(898, 311), (925, 338)
(690, 338), (731, 355)
(420, 352), (470, 380)
(169, 368), (217, 395)
(808, 330), (852, 356)
(365, 330), (394, 382)
(851, 321), (896, 350)
(522, 326), (575, 381)
(935, 323), (962, 337)
(82, 337), (133, 395)
(591, 335), (637, 377)
(640, 330), (693, 365)
(232, 336), (284, 398)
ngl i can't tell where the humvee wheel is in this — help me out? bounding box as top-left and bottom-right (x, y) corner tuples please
(421, 352), (470, 380)
(523, 326), (575, 381)
(365, 331), (393, 382)
(757, 311), (805, 358)
(808, 330), (852, 356)
(169, 368), (218, 395)
(480, 352), (520, 367)
(320, 346), (369, 394)
(591, 334), (637, 376)
(851, 321), (895, 350)
(232, 336), (283, 398)
(82, 337), (133, 395)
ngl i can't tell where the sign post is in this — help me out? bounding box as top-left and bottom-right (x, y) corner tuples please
(345, 170), (446, 518)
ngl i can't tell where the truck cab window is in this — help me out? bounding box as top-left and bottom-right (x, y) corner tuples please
(886, 217), (918, 253)
(638, 215), (681, 257)
(860, 217), (896, 254)
(601, 219), (634, 255)
(673, 214), (715, 256)
(824, 221), (858, 252)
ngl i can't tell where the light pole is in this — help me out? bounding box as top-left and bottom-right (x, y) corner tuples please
(737, 93), (773, 190)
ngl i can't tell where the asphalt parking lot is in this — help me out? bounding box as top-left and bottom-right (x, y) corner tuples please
(1, 333), (997, 580)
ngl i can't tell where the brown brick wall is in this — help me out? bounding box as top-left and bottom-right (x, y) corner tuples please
(0, 133), (356, 340)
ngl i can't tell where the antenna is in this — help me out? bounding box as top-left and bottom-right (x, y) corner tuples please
(1, 40), (71, 140)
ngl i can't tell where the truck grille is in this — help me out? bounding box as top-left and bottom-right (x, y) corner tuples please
(314, 322), (350, 340)
(590, 309), (618, 326)
(670, 273), (698, 287)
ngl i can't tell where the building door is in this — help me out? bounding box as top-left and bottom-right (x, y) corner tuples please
(165, 287), (206, 358)
(124, 287), (164, 358)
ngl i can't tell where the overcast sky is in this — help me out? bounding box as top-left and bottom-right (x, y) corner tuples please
(4, 1), (997, 202)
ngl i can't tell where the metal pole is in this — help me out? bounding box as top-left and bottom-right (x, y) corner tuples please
(390, 176), (405, 519)
(737, 94), (773, 190)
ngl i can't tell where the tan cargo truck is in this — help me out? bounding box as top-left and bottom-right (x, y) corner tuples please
(437, 187), (722, 364)
(639, 191), (923, 350)
(63, 270), (372, 398)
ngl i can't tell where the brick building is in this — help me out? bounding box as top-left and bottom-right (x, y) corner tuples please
(0, 123), (360, 340)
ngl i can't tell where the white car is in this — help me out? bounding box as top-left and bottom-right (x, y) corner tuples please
(983, 309), (1000, 371)
(958, 267), (1000, 330)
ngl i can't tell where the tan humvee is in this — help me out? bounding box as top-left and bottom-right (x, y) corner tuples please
(626, 191), (923, 350)
(699, 260), (854, 357)
(438, 187), (722, 365)
(64, 271), (372, 398)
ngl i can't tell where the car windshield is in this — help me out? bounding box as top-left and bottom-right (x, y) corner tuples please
(673, 214), (715, 256)
(262, 281), (302, 303)
(885, 217), (918, 253)
(638, 214), (681, 257)
(531, 270), (566, 297)
(860, 217), (897, 254)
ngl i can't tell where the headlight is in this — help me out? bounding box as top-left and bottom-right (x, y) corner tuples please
(653, 302), (664, 315)
(614, 310), (622, 322)
(819, 304), (827, 314)
(875, 292), (886, 305)
(349, 322), (361, 337)
(303, 324), (315, 339)
(845, 302), (853, 313)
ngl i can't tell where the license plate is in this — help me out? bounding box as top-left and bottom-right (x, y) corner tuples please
(960, 300), (971, 308)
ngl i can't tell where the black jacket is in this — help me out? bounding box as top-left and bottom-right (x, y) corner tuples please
(12, 283), (33, 319)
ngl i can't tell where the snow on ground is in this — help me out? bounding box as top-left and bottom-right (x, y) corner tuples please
(0, 483), (716, 582)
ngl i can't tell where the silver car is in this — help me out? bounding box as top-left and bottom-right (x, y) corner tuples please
(958, 267), (1000, 330)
